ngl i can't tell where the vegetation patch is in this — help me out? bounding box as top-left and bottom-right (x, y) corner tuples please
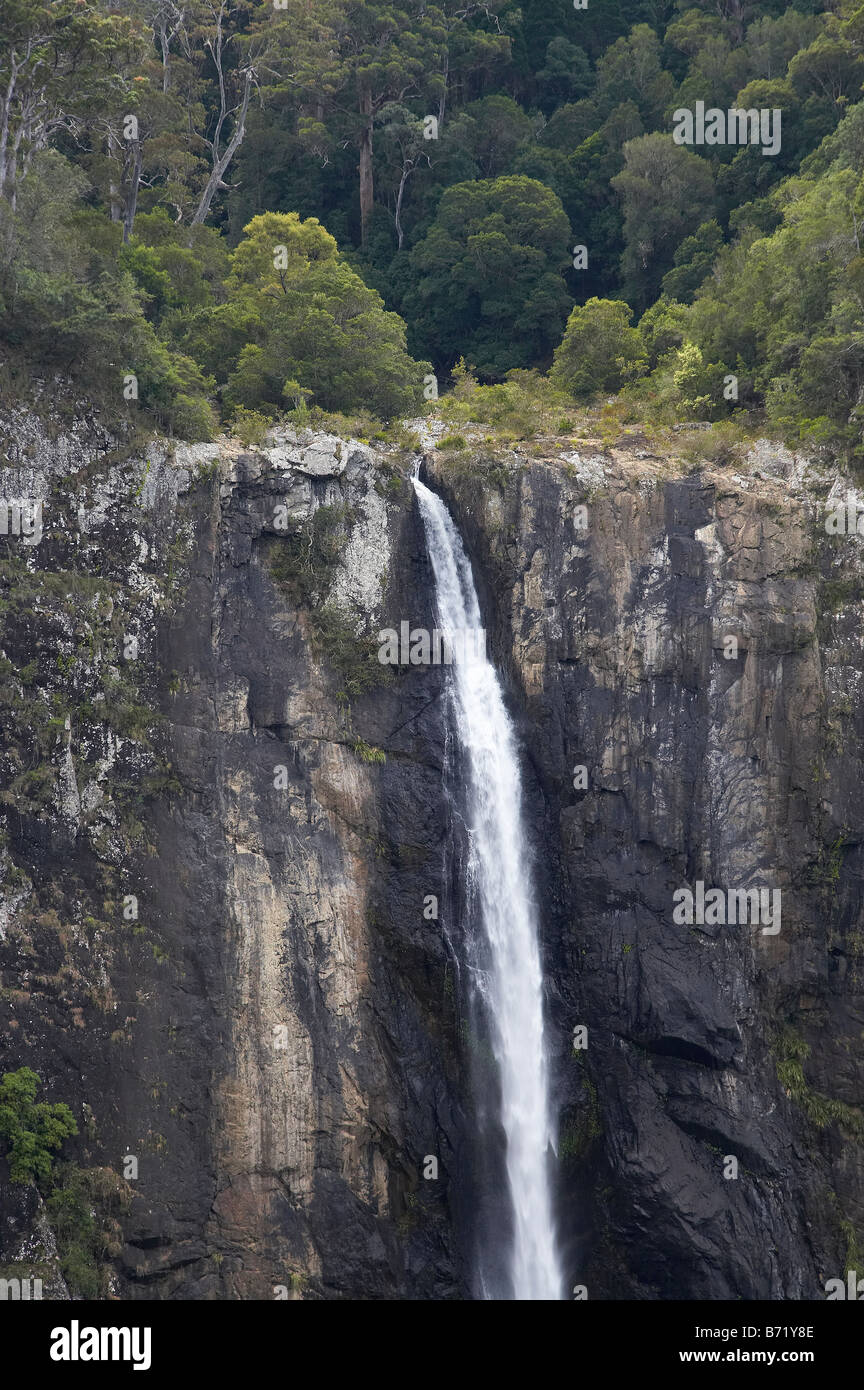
(774, 1026), (864, 1137)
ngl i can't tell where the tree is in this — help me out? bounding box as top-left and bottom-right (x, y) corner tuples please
(447, 95), (534, 179)
(267, 0), (447, 249)
(551, 296), (646, 398)
(403, 174), (572, 377)
(674, 0), (763, 48)
(561, 129), (626, 299)
(594, 23), (675, 127)
(746, 10), (823, 83)
(682, 142), (864, 446)
(788, 32), (864, 115)
(671, 340), (726, 417)
(637, 295), (688, 369)
(190, 1), (262, 225)
(178, 210), (428, 417)
(672, 32), (750, 113)
(0, 1068), (77, 1185)
(612, 133), (715, 308)
(0, 0), (146, 209)
(376, 103), (432, 250)
(536, 37), (592, 114)
(661, 219), (724, 302)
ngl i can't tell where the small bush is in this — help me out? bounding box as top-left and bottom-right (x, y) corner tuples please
(313, 606), (390, 701)
(229, 406), (273, 448)
(46, 1163), (132, 1298)
(0, 1068), (77, 1184)
(352, 737), (386, 764)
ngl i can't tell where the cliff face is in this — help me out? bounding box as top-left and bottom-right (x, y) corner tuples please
(1, 405), (862, 1299)
(429, 438), (864, 1298)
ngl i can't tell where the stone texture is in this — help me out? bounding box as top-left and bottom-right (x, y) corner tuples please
(0, 407), (862, 1301)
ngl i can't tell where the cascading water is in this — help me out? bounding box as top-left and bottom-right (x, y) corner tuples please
(413, 472), (562, 1302)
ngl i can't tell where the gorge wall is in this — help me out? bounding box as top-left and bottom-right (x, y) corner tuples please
(1, 402), (862, 1299)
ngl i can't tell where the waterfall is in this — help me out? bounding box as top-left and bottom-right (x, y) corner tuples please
(413, 473), (562, 1302)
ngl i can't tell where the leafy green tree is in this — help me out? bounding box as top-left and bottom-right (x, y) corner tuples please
(0, 0), (146, 208)
(672, 31), (750, 112)
(538, 101), (600, 152)
(536, 38), (593, 114)
(745, 10), (823, 82)
(447, 96), (534, 179)
(551, 296), (646, 398)
(561, 130), (626, 299)
(132, 211), (231, 312)
(684, 130), (864, 447)
(612, 133), (715, 308)
(671, 339), (727, 417)
(594, 24), (675, 126)
(269, 0), (448, 248)
(0, 1068), (77, 1185)
(0, 148), (217, 437)
(178, 210), (427, 417)
(661, 218), (723, 302)
(404, 174), (572, 378)
(638, 295), (688, 368)
(788, 31), (864, 116)
(673, 0), (769, 48)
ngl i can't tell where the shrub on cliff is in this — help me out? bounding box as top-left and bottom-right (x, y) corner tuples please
(0, 1068), (77, 1185)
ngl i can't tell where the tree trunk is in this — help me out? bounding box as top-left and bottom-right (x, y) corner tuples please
(191, 67), (253, 226)
(0, 58), (21, 201)
(159, 21), (171, 93)
(108, 130), (123, 224)
(359, 88), (373, 248)
(123, 140), (143, 242)
(395, 163), (409, 251)
(438, 50), (448, 129)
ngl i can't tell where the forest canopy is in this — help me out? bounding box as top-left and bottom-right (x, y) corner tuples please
(2, 0), (864, 455)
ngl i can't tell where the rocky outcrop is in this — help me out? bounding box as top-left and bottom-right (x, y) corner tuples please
(1, 402), (862, 1299)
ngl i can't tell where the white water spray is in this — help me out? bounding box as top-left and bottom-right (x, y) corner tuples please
(413, 473), (562, 1301)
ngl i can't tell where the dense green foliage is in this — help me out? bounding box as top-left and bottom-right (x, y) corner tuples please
(0, 1068), (77, 1184)
(46, 1163), (131, 1298)
(552, 298), (647, 397)
(3, 0), (864, 452)
(403, 175), (572, 376)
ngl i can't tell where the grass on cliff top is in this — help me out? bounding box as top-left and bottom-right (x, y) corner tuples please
(429, 362), (764, 472)
(222, 363), (765, 475)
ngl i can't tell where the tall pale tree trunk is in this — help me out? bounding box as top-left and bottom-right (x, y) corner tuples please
(359, 88), (373, 248)
(191, 67), (253, 226)
(108, 130), (123, 224)
(123, 139), (143, 242)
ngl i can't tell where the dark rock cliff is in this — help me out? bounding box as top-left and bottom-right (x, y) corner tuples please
(1, 406), (862, 1299)
(428, 438), (864, 1299)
